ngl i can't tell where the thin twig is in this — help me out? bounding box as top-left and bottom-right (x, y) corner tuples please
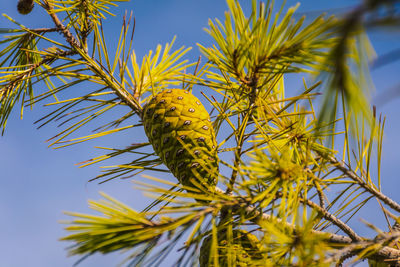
(0, 50), (76, 102)
(27, 27), (59, 33)
(226, 142), (243, 194)
(302, 198), (363, 241)
(315, 180), (326, 209)
(329, 156), (400, 213)
(80, 0), (90, 53)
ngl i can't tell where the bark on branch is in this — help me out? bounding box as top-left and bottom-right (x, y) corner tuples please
(214, 187), (400, 263)
(42, 0), (81, 49)
(329, 156), (400, 213)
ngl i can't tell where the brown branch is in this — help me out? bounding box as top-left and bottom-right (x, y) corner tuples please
(80, 0), (90, 53)
(226, 142), (243, 195)
(213, 187), (354, 245)
(315, 180), (326, 209)
(0, 50), (76, 102)
(0, 26), (65, 101)
(242, 202), (400, 263)
(214, 186), (400, 263)
(27, 27), (59, 34)
(329, 156), (400, 213)
(302, 198), (363, 242)
(42, 0), (81, 49)
(38, 0), (141, 115)
(77, 51), (142, 115)
(242, 205), (354, 244)
(333, 232), (400, 265)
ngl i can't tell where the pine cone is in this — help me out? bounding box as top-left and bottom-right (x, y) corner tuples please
(17, 0), (34, 15)
(142, 89), (218, 194)
(199, 230), (263, 266)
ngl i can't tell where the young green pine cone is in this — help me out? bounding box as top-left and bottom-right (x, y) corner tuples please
(17, 0), (34, 14)
(142, 89), (218, 193)
(199, 230), (263, 266)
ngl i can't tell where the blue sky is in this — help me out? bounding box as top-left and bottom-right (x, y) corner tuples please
(0, 0), (399, 266)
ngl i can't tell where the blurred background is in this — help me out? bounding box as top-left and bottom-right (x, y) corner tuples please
(0, 0), (399, 266)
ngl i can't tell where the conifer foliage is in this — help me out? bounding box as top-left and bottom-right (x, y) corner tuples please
(1, 0), (400, 266)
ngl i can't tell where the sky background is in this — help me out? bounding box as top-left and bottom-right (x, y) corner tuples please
(0, 0), (399, 266)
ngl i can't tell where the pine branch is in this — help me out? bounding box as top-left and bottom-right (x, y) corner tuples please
(39, 1), (143, 115)
(243, 205), (353, 244)
(302, 198), (363, 242)
(333, 232), (400, 265)
(24, 27), (59, 34)
(242, 201), (400, 263)
(213, 186), (353, 244)
(0, 49), (76, 102)
(77, 50), (143, 115)
(214, 186), (400, 263)
(329, 156), (400, 213)
(41, 0), (81, 49)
